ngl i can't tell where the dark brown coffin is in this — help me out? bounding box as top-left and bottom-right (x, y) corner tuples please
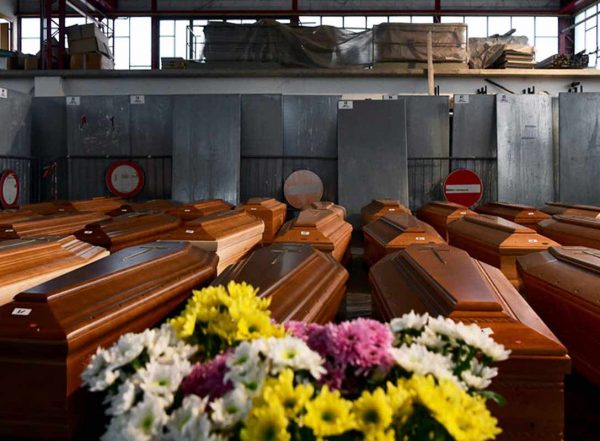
(20, 201), (77, 215)
(0, 211), (110, 241)
(274, 208), (353, 263)
(239, 198), (287, 243)
(447, 215), (559, 289)
(70, 197), (126, 214)
(362, 213), (445, 266)
(416, 200), (478, 239)
(0, 209), (43, 224)
(542, 202), (600, 219)
(537, 215), (600, 250)
(0, 241), (217, 440)
(0, 236), (109, 306)
(309, 201), (346, 220)
(168, 199), (234, 222)
(162, 209), (265, 274)
(361, 199), (411, 226)
(476, 202), (550, 231)
(370, 244), (570, 441)
(74, 212), (182, 252)
(518, 246), (600, 388)
(213, 243), (349, 324)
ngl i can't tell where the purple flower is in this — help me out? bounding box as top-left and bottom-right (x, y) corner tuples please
(337, 318), (394, 370)
(181, 353), (232, 400)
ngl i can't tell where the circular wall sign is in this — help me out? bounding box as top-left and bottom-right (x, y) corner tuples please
(284, 170), (324, 209)
(0, 170), (19, 209)
(443, 168), (483, 207)
(105, 160), (145, 198)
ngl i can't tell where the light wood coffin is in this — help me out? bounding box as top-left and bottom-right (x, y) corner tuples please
(541, 202), (600, 219)
(0, 236), (109, 306)
(369, 244), (570, 441)
(107, 200), (181, 216)
(0, 211), (110, 241)
(213, 243), (349, 324)
(273, 208), (353, 263)
(447, 215), (559, 289)
(309, 201), (346, 220)
(0, 241), (217, 440)
(69, 196), (125, 214)
(20, 201), (77, 215)
(518, 246), (600, 387)
(416, 201), (478, 239)
(476, 202), (550, 231)
(168, 199), (234, 222)
(363, 213), (445, 266)
(361, 199), (411, 226)
(537, 215), (600, 250)
(162, 209), (265, 274)
(0, 209), (43, 224)
(239, 198), (287, 243)
(74, 212), (182, 252)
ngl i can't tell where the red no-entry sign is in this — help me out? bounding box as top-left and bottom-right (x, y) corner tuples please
(443, 169), (483, 207)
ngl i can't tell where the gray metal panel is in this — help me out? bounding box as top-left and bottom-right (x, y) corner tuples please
(0, 88), (32, 157)
(130, 95), (174, 156)
(338, 100), (409, 227)
(559, 93), (600, 204)
(496, 94), (554, 207)
(407, 158), (445, 210)
(172, 95), (241, 204)
(241, 158), (283, 202)
(66, 96), (131, 156)
(452, 94), (496, 157)
(241, 94), (283, 156)
(401, 96), (449, 158)
(283, 158), (337, 204)
(31, 97), (67, 159)
(283, 95), (340, 158)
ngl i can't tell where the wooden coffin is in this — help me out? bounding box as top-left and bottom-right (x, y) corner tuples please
(74, 212), (181, 252)
(0, 236), (109, 306)
(370, 244), (570, 441)
(69, 196), (125, 214)
(361, 199), (411, 226)
(213, 243), (349, 323)
(0, 211), (110, 241)
(162, 209), (265, 274)
(132, 199), (181, 212)
(168, 199), (234, 222)
(20, 201), (77, 215)
(239, 197), (287, 243)
(518, 246), (600, 387)
(542, 202), (600, 219)
(0, 209), (43, 224)
(309, 201), (346, 220)
(362, 213), (445, 266)
(447, 215), (559, 289)
(273, 208), (353, 263)
(476, 202), (550, 231)
(0, 241), (217, 440)
(537, 215), (600, 250)
(416, 200), (478, 239)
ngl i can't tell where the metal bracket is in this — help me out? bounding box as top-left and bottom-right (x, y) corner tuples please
(476, 85), (488, 95)
(568, 81), (583, 93)
(522, 86), (536, 94)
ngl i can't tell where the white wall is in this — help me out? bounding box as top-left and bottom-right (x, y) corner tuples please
(0, 0), (16, 20)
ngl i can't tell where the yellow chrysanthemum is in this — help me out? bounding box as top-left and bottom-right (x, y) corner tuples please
(257, 369), (314, 418)
(364, 429), (396, 441)
(303, 387), (355, 437)
(352, 388), (393, 434)
(241, 402), (290, 441)
(407, 375), (501, 441)
(385, 380), (414, 422)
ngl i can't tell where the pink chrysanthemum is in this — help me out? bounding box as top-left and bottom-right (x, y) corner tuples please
(181, 353), (232, 400)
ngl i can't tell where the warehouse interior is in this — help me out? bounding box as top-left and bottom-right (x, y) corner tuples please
(1, 1), (600, 441)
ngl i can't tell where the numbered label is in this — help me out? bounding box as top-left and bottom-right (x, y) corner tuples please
(300, 231), (310, 236)
(11, 308), (32, 316)
(455, 94), (469, 104)
(0, 88), (7, 99)
(130, 95), (145, 105)
(338, 100), (353, 110)
(66, 96), (81, 106)
(382, 94), (398, 100)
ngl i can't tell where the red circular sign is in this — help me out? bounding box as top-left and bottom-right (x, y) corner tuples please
(105, 160), (145, 198)
(443, 169), (483, 207)
(0, 170), (20, 208)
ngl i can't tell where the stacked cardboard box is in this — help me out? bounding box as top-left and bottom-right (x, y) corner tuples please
(67, 24), (114, 70)
(0, 23), (10, 51)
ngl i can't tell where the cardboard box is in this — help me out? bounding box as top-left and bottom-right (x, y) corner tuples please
(69, 38), (112, 57)
(66, 24), (107, 42)
(70, 52), (114, 70)
(23, 55), (39, 70)
(0, 23), (10, 51)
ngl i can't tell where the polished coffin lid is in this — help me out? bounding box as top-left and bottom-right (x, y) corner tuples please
(0, 211), (110, 240)
(0, 241), (217, 439)
(20, 200), (77, 215)
(0, 236), (109, 306)
(309, 201), (346, 220)
(361, 199), (411, 226)
(213, 243), (349, 324)
(274, 209), (353, 260)
(363, 213), (445, 249)
(74, 212), (182, 252)
(476, 202), (550, 225)
(538, 215), (600, 249)
(239, 198), (287, 241)
(70, 197), (125, 213)
(542, 202), (600, 219)
(110, 199), (181, 216)
(168, 199), (234, 221)
(0, 209), (44, 224)
(416, 201), (478, 237)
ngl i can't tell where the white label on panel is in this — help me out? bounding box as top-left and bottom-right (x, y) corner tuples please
(382, 94), (398, 100)
(445, 184), (481, 194)
(12, 308), (32, 316)
(498, 94), (509, 103)
(130, 95), (145, 105)
(300, 231), (310, 236)
(455, 94), (469, 104)
(0, 88), (7, 99)
(66, 96), (81, 106)
(338, 100), (353, 110)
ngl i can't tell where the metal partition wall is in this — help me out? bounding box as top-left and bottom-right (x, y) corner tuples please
(0, 156), (35, 205)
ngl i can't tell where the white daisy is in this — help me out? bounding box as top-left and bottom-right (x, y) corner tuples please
(268, 336), (325, 379)
(390, 344), (458, 384)
(81, 347), (114, 390)
(139, 359), (192, 400)
(389, 311), (430, 333)
(106, 380), (138, 416)
(210, 387), (251, 429)
(123, 395), (168, 440)
(166, 395), (211, 441)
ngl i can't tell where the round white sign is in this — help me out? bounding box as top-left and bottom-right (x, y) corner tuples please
(0, 171), (18, 207)
(111, 164), (140, 194)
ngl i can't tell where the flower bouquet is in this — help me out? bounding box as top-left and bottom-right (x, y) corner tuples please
(82, 282), (510, 441)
